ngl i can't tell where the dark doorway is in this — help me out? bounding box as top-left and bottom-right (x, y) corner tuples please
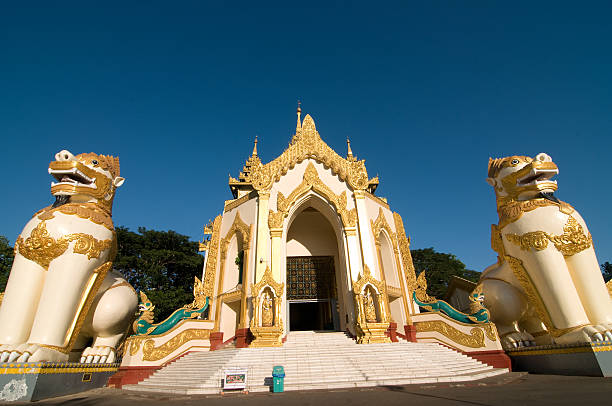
(289, 301), (335, 331)
(286, 255), (340, 331)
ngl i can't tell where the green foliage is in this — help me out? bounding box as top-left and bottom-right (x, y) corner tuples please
(113, 227), (204, 322)
(0, 236), (15, 292)
(410, 247), (480, 298)
(602, 262), (612, 283)
(235, 250), (244, 284)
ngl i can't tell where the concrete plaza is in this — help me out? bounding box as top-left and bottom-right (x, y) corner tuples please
(15, 373), (612, 406)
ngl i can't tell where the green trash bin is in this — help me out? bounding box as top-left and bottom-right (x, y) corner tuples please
(272, 365), (285, 392)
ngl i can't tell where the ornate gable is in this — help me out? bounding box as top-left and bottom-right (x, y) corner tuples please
(230, 110), (379, 195)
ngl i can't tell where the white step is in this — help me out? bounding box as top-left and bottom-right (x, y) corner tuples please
(123, 331), (508, 394)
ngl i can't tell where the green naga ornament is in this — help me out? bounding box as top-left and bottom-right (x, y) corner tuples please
(412, 271), (490, 324)
(133, 276), (209, 336)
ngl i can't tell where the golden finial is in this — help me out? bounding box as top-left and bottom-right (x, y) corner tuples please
(296, 100), (302, 132)
(252, 136), (258, 156)
(347, 137), (354, 159)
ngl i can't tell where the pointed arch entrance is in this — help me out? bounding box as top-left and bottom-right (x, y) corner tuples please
(283, 194), (349, 332)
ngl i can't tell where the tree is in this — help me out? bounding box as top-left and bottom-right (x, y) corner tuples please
(113, 227), (204, 322)
(602, 262), (612, 283)
(410, 247), (480, 298)
(0, 236), (15, 292)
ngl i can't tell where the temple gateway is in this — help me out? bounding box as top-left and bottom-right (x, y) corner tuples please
(115, 109), (505, 391)
(204, 108), (417, 347)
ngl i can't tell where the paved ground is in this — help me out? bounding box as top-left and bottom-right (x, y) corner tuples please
(15, 373), (612, 406)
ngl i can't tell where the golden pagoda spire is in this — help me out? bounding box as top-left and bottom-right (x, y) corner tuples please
(296, 101), (302, 133)
(347, 137), (356, 161)
(252, 136), (258, 157)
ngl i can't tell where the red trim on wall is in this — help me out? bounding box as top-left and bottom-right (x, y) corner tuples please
(465, 349), (512, 370)
(107, 350), (195, 389)
(385, 322), (399, 342)
(403, 324), (417, 342)
(210, 332), (224, 351)
(430, 342), (512, 370)
(235, 328), (253, 348)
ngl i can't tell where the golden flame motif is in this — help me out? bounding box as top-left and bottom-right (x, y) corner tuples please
(15, 221), (113, 270)
(505, 216), (592, 257)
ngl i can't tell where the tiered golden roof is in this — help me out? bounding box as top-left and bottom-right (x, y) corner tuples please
(229, 109), (379, 196)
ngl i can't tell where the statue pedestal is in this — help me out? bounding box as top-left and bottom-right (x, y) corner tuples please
(250, 326), (283, 347)
(0, 362), (119, 402)
(356, 322), (391, 344)
(507, 342), (612, 376)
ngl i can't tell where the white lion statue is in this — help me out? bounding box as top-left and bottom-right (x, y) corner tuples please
(0, 150), (138, 363)
(480, 153), (612, 349)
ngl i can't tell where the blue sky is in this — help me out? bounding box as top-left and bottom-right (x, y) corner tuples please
(1, 1), (610, 272)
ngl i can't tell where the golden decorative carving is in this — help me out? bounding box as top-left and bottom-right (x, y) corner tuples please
(497, 198), (574, 229)
(506, 231), (550, 251)
(364, 290), (377, 323)
(371, 208), (398, 248)
(483, 323), (498, 341)
(393, 212), (417, 292)
(268, 210), (285, 229)
(505, 216), (592, 257)
(261, 291), (274, 327)
(219, 289), (242, 303)
(49, 153), (121, 213)
(272, 162), (357, 229)
(414, 320), (486, 348)
(607, 280), (612, 298)
(490, 224), (506, 263)
(141, 329), (211, 361)
(245, 114), (370, 192)
(386, 285), (402, 297)
(15, 221), (113, 269)
(352, 265), (390, 343)
(224, 193), (252, 212)
(250, 266), (284, 347)
(414, 271), (436, 304)
(37, 203), (114, 231)
(201, 215), (222, 298)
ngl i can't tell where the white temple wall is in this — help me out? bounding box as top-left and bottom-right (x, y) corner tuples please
(222, 236), (240, 292)
(219, 300), (240, 340)
(389, 296), (406, 325)
(286, 209), (338, 257)
(379, 232), (399, 288)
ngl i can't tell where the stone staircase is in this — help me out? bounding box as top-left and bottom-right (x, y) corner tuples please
(123, 331), (508, 394)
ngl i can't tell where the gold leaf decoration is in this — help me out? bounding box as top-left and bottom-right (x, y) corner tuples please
(15, 221), (113, 269)
(505, 216), (592, 257)
(245, 114), (370, 191)
(141, 329), (211, 361)
(414, 320), (485, 348)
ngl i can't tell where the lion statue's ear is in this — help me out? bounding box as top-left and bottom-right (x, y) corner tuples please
(113, 177), (125, 188)
(486, 178), (496, 187)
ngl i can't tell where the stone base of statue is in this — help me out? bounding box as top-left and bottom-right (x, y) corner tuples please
(356, 321), (391, 344)
(0, 362), (119, 402)
(506, 342), (612, 377)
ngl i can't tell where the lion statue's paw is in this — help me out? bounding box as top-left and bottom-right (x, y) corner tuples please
(593, 324), (612, 342)
(0, 344), (19, 362)
(555, 325), (610, 345)
(80, 346), (116, 364)
(15, 344), (68, 363)
(501, 331), (535, 349)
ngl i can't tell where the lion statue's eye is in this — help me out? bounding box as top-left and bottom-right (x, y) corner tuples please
(511, 159), (519, 165)
(91, 160), (98, 165)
